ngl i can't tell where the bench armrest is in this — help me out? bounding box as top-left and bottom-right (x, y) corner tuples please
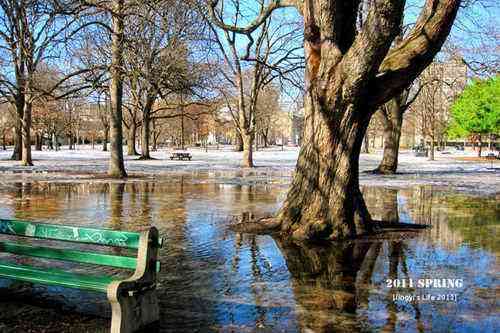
(107, 227), (160, 300)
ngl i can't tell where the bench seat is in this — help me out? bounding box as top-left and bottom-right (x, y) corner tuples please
(0, 261), (115, 292)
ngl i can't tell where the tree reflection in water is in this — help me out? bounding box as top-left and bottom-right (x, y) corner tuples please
(274, 187), (426, 333)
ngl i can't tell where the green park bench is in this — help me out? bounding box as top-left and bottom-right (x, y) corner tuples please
(0, 218), (162, 333)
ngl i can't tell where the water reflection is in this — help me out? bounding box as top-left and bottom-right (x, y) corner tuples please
(0, 181), (498, 332)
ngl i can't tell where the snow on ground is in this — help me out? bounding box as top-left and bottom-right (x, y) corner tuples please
(0, 145), (498, 195)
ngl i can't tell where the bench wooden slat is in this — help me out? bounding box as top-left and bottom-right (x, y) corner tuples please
(0, 261), (115, 292)
(0, 241), (138, 270)
(0, 219), (141, 249)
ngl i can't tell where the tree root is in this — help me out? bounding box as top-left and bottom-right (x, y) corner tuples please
(373, 220), (429, 230)
(229, 214), (429, 242)
(229, 215), (282, 234)
(366, 168), (396, 175)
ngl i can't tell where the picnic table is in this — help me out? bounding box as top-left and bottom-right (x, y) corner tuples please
(413, 146), (428, 157)
(170, 152), (192, 160)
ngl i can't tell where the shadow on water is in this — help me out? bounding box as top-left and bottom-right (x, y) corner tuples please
(0, 180), (498, 332)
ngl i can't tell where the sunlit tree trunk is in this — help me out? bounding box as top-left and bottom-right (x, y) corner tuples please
(21, 101), (33, 166)
(428, 135), (435, 161)
(241, 132), (254, 167)
(108, 0), (127, 177)
(375, 98), (404, 174)
(235, 132), (244, 151)
(127, 122), (138, 156)
(278, 94), (373, 240)
(11, 122), (22, 160)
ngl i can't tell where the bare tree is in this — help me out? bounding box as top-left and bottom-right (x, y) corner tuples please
(207, 3), (303, 167)
(411, 59), (466, 160)
(121, 1), (206, 159)
(0, 1), (98, 165)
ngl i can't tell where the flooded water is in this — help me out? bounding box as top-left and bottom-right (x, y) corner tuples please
(0, 180), (498, 332)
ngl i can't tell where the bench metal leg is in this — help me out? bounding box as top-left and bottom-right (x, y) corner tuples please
(109, 289), (159, 333)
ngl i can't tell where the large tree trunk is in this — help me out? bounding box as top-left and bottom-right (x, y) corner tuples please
(241, 132), (254, 167)
(108, 0), (127, 178)
(277, 95), (373, 241)
(21, 102), (33, 166)
(127, 122), (138, 156)
(375, 99), (404, 174)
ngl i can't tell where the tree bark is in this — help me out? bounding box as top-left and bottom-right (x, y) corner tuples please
(235, 132), (244, 151)
(428, 137), (435, 161)
(68, 134), (74, 150)
(180, 109), (185, 150)
(477, 135), (482, 157)
(152, 119), (158, 151)
(11, 124), (22, 160)
(241, 132), (254, 167)
(140, 110), (151, 159)
(362, 132), (369, 154)
(1, 129), (5, 150)
(127, 122), (138, 156)
(108, 0), (127, 178)
(277, 95), (373, 241)
(11, 98), (23, 160)
(103, 126), (109, 152)
(21, 102), (33, 166)
(375, 99), (404, 174)
(35, 133), (42, 151)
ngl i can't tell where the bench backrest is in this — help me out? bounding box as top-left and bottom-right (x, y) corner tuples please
(0, 219), (162, 271)
(0, 219), (140, 248)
